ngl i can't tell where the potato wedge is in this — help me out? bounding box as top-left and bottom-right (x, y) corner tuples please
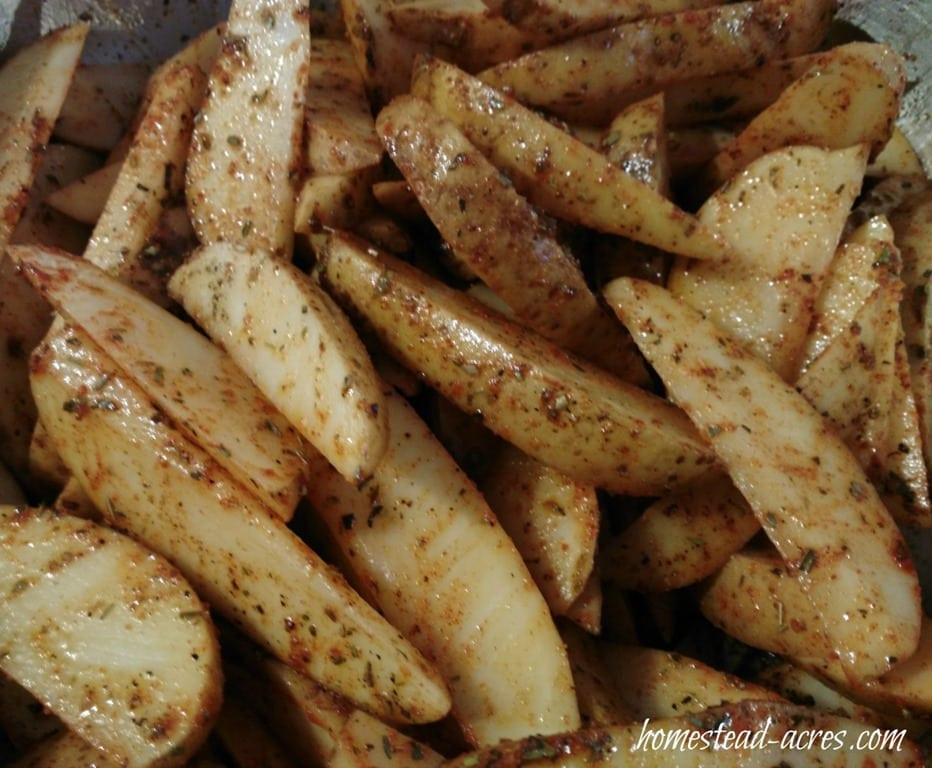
(699, 546), (836, 660)
(12, 244), (308, 521)
(0, 461), (26, 506)
(83, 61), (205, 278)
(10, 142), (97, 253)
(305, 38), (383, 176)
(0, 24), (88, 250)
(7, 729), (123, 768)
(443, 700), (924, 768)
(601, 92), (669, 196)
(605, 277), (922, 680)
(317, 231), (718, 497)
(340, 0), (435, 108)
(703, 46), (902, 191)
(798, 274), (931, 527)
(186, 0), (310, 258)
(376, 94), (648, 383)
(44, 161), (120, 226)
(411, 57), (732, 263)
(496, 0), (722, 45)
(30, 323), (450, 725)
(478, 0), (836, 125)
(169, 241), (389, 483)
(599, 473), (760, 592)
(305, 388), (581, 745)
(480, 443), (599, 617)
(600, 643), (784, 721)
(669, 144), (868, 381)
(386, 0), (536, 71)
(0, 505), (222, 768)
(889, 187), (932, 495)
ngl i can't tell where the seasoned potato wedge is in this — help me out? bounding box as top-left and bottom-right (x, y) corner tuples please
(480, 442), (600, 617)
(411, 56), (732, 262)
(305, 388), (581, 745)
(703, 46), (903, 191)
(599, 473), (760, 592)
(83, 62), (205, 278)
(44, 161), (120, 225)
(601, 92), (669, 196)
(30, 323), (450, 725)
(478, 0), (836, 124)
(317, 231), (718, 497)
(669, 144), (868, 381)
(305, 38), (383, 176)
(605, 277), (922, 680)
(0, 505), (222, 768)
(0, 24), (88, 251)
(186, 0), (309, 258)
(376, 94), (647, 382)
(12, 244), (309, 521)
(169, 242), (389, 483)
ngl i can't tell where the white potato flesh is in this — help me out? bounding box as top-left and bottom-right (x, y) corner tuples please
(44, 161), (120, 225)
(890, 188), (932, 496)
(443, 700), (924, 768)
(599, 473), (760, 592)
(480, 443), (600, 616)
(478, 0), (836, 124)
(305, 38), (383, 175)
(605, 277), (922, 680)
(376, 94), (647, 383)
(703, 47), (903, 190)
(317, 231), (718, 497)
(669, 144), (868, 381)
(186, 0), (309, 258)
(169, 242), (389, 483)
(798, 277), (931, 527)
(699, 547), (836, 660)
(411, 56), (733, 263)
(83, 62), (205, 278)
(30, 324), (451, 725)
(11, 244), (308, 521)
(0, 24), (88, 250)
(306, 388), (581, 746)
(0, 505), (222, 768)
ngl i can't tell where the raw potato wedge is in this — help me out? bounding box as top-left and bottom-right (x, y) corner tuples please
(376, 94), (648, 383)
(798, 275), (931, 527)
(169, 242), (389, 483)
(497, 0), (722, 45)
(83, 61), (206, 277)
(305, 388), (581, 746)
(480, 442), (600, 617)
(699, 546), (836, 660)
(340, 0), (435, 108)
(317, 231), (718, 497)
(30, 323), (451, 725)
(669, 144), (868, 382)
(889, 187), (932, 491)
(478, 0), (836, 124)
(605, 277), (922, 680)
(386, 0), (536, 71)
(0, 24), (88, 251)
(599, 643), (784, 720)
(703, 46), (903, 191)
(12, 245), (309, 521)
(0, 505), (223, 768)
(305, 38), (383, 176)
(44, 161), (120, 225)
(599, 473), (760, 592)
(186, 0), (310, 258)
(601, 92), (670, 196)
(443, 700), (924, 768)
(411, 56), (733, 262)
